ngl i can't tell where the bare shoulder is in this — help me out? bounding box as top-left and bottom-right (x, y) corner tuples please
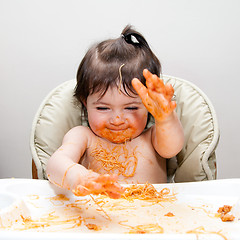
(65, 125), (92, 135)
(139, 126), (154, 140)
(131, 126), (156, 150)
(128, 127), (154, 149)
(63, 126), (95, 144)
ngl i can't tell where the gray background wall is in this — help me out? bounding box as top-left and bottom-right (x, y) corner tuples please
(0, 0), (239, 179)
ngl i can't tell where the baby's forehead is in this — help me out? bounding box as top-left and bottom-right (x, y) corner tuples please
(89, 85), (139, 103)
(95, 84), (137, 98)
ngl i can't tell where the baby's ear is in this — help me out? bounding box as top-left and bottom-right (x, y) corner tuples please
(82, 100), (87, 107)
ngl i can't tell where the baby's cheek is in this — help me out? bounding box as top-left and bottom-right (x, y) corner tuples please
(92, 124), (105, 137)
(133, 112), (148, 129)
(89, 117), (106, 134)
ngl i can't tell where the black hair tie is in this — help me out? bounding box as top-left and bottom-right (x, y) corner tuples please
(122, 32), (149, 48)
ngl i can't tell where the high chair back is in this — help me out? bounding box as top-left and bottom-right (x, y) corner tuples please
(30, 76), (219, 182)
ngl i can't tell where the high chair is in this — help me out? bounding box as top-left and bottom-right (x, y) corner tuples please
(30, 75), (220, 182)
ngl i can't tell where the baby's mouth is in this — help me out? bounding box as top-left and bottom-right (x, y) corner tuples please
(109, 128), (127, 132)
(100, 127), (134, 144)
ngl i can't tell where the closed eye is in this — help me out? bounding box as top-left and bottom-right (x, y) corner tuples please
(96, 107), (109, 111)
(125, 107), (138, 110)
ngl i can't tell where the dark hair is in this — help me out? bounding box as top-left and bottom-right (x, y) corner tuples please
(74, 25), (161, 118)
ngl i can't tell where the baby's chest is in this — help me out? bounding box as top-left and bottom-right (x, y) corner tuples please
(83, 140), (160, 176)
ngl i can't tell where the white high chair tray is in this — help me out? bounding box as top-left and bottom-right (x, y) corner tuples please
(0, 178), (239, 240)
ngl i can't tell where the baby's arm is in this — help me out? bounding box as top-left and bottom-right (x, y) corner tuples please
(46, 126), (124, 199)
(132, 69), (184, 158)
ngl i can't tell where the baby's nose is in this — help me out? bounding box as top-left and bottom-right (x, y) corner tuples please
(110, 114), (125, 125)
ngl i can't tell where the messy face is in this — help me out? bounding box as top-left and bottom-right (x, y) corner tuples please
(86, 87), (148, 144)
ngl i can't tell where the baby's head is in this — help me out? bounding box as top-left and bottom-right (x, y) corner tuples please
(74, 25), (161, 120)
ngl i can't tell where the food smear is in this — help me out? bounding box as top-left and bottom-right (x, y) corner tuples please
(0, 183), (238, 240)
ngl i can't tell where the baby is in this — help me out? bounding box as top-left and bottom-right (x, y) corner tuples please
(46, 25), (184, 199)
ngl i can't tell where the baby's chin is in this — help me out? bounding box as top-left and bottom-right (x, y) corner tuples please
(97, 128), (136, 144)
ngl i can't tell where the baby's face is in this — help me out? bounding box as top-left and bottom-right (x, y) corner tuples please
(86, 86), (148, 143)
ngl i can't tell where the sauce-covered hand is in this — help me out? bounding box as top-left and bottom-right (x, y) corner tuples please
(72, 171), (125, 199)
(132, 69), (176, 122)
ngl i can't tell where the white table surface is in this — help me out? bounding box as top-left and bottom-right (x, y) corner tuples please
(0, 178), (239, 240)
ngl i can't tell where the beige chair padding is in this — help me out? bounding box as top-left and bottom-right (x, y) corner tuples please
(30, 76), (219, 182)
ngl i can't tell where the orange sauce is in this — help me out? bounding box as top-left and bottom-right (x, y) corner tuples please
(90, 140), (138, 177)
(99, 127), (136, 144)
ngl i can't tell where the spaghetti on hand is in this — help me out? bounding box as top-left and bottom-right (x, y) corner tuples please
(72, 172), (125, 199)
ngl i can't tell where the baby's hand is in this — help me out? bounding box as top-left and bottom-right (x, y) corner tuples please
(132, 69), (176, 122)
(72, 171), (125, 199)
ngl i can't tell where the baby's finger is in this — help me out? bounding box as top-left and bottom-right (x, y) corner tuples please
(104, 182), (125, 194)
(132, 78), (155, 110)
(105, 191), (122, 199)
(72, 185), (90, 197)
(170, 101), (177, 111)
(132, 78), (148, 99)
(165, 83), (175, 101)
(132, 78), (156, 111)
(85, 181), (102, 192)
(144, 69), (165, 93)
(143, 70), (155, 90)
(104, 183), (125, 199)
(143, 68), (152, 79)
